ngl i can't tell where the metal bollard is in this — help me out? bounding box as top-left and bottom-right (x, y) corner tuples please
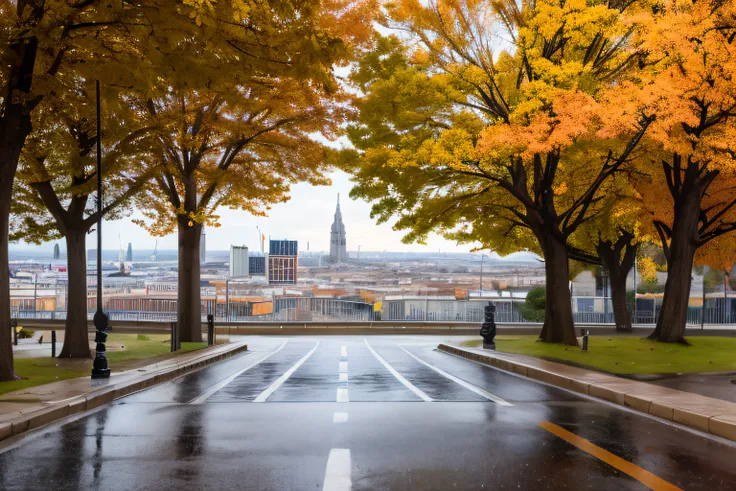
(207, 314), (215, 346)
(51, 330), (57, 358)
(170, 321), (178, 352)
(581, 328), (589, 351)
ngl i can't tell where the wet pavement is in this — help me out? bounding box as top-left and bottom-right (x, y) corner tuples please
(1, 335), (735, 490)
(629, 371), (736, 403)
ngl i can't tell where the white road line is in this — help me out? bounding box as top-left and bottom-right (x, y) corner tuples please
(394, 343), (513, 407)
(337, 345), (349, 402)
(253, 341), (320, 403)
(333, 412), (349, 423)
(363, 338), (432, 402)
(323, 448), (352, 491)
(189, 341), (288, 404)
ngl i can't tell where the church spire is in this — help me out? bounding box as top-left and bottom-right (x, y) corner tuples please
(329, 193), (347, 263)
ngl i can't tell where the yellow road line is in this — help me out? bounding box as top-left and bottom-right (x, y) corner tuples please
(538, 421), (684, 491)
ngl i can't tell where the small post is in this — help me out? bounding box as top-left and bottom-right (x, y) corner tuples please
(207, 314), (215, 346)
(51, 330), (57, 358)
(170, 321), (178, 352)
(581, 328), (589, 351)
(12, 319), (18, 346)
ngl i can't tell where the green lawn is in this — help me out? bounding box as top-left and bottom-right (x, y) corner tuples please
(1, 334), (207, 396)
(460, 335), (736, 375)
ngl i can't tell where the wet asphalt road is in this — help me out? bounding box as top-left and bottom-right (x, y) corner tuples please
(1, 335), (736, 491)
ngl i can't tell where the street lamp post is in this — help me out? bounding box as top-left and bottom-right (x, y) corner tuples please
(91, 80), (110, 379)
(480, 254), (485, 292)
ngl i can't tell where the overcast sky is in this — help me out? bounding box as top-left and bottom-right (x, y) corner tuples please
(14, 169), (479, 254)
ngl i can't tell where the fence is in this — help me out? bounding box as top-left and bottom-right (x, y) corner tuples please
(9, 295), (736, 327)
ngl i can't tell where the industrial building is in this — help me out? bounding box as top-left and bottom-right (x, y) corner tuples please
(229, 245), (249, 277)
(269, 239), (298, 284)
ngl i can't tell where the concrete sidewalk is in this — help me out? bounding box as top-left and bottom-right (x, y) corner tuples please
(0, 341), (248, 442)
(439, 343), (736, 443)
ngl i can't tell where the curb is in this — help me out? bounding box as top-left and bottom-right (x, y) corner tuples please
(438, 343), (736, 443)
(0, 342), (248, 443)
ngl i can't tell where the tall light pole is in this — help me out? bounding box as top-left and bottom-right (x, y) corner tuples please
(480, 254), (485, 292)
(92, 80), (110, 379)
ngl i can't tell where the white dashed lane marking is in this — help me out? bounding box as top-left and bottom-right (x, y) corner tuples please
(323, 448), (352, 491)
(337, 345), (349, 402)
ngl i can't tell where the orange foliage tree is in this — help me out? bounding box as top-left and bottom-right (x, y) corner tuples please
(630, 0), (736, 342)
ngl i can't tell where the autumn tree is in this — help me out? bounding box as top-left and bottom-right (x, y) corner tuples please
(0, 0), (290, 378)
(0, 0), (166, 381)
(11, 82), (155, 358)
(631, 0), (736, 342)
(568, 179), (650, 331)
(132, 0), (375, 342)
(343, 0), (651, 345)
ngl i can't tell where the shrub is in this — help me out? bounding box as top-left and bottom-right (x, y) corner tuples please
(17, 328), (35, 339)
(519, 286), (545, 322)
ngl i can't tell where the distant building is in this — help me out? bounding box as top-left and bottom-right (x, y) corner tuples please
(200, 226), (206, 265)
(249, 256), (266, 275)
(269, 239), (298, 256)
(229, 245), (249, 277)
(329, 194), (347, 263)
(53, 243), (60, 260)
(269, 239), (298, 284)
(126, 242), (133, 262)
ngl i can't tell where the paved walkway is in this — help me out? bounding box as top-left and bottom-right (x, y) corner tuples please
(631, 372), (736, 403)
(0, 342), (248, 433)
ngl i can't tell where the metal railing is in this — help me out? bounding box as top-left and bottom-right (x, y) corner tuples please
(9, 297), (736, 327)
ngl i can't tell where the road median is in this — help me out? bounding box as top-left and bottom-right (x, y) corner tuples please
(0, 342), (248, 443)
(438, 343), (736, 443)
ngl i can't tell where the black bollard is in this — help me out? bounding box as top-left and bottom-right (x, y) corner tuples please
(581, 328), (589, 351)
(12, 319), (17, 346)
(479, 301), (497, 349)
(207, 314), (215, 346)
(91, 310), (111, 379)
(51, 330), (56, 358)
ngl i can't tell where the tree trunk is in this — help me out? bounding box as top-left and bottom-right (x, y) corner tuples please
(538, 235), (578, 345)
(597, 236), (637, 332)
(609, 272), (632, 331)
(59, 231), (92, 358)
(649, 192), (700, 343)
(0, 115), (32, 381)
(0, 171), (18, 381)
(178, 218), (202, 343)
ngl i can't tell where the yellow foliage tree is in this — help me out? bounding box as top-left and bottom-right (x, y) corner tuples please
(343, 0), (652, 345)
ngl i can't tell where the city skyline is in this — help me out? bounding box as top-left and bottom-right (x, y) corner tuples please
(10, 170), (480, 255)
